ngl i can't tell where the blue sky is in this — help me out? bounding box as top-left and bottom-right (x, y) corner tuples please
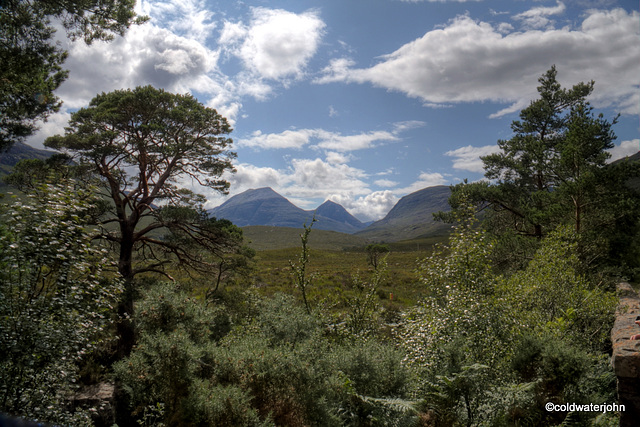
(29, 0), (639, 221)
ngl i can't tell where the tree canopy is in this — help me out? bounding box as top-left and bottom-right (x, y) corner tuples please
(45, 85), (238, 281)
(441, 67), (639, 272)
(0, 0), (146, 151)
(41, 86), (241, 354)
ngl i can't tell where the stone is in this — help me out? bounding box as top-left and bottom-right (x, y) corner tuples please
(611, 282), (640, 427)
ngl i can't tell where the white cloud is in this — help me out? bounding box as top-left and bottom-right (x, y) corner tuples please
(329, 191), (399, 222)
(316, 130), (398, 152)
(220, 8), (325, 81)
(289, 158), (368, 194)
(325, 151), (353, 164)
(444, 144), (502, 173)
(139, 0), (217, 43)
(317, 9), (640, 117)
(238, 129), (314, 150)
(514, 1), (566, 30)
(237, 128), (400, 152)
(203, 157), (372, 213)
(392, 120), (427, 133)
(607, 139), (640, 162)
(26, 111), (72, 149)
(58, 24), (222, 110)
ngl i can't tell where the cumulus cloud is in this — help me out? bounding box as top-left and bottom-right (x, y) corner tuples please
(444, 144), (502, 173)
(139, 0), (217, 43)
(317, 8), (640, 116)
(514, 1), (566, 30)
(57, 24), (223, 110)
(239, 129), (314, 150)
(237, 127), (400, 152)
(220, 8), (325, 80)
(607, 139), (640, 162)
(316, 130), (398, 152)
(325, 151), (353, 164)
(26, 111), (72, 149)
(329, 191), (399, 222)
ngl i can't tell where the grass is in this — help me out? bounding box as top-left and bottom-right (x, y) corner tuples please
(242, 225), (370, 251)
(245, 243), (441, 314)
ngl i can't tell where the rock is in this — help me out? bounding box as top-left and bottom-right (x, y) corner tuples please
(611, 282), (640, 426)
(71, 382), (116, 427)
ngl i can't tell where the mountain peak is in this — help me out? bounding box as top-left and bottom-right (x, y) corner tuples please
(208, 188), (365, 233)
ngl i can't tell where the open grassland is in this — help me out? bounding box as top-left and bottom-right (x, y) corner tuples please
(249, 246), (439, 315)
(242, 225), (369, 250)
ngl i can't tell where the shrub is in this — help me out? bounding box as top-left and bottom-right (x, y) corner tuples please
(0, 182), (121, 425)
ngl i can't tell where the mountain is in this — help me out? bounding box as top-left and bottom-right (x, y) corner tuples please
(356, 185), (451, 242)
(315, 200), (364, 231)
(0, 142), (56, 184)
(208, 187), (366, 234)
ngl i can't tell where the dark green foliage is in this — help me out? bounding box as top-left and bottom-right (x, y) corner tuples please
(0, 182), (122, 425)
(0, 0), (145, 150)
(404, 203), (618, 426)
(443, 67), (632, 273)
(116, 288), (414, 426)
(45, 85), (237, 282)
(365, 243), (390, 270)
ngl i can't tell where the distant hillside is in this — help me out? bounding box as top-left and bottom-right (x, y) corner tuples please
(611, 150), (640, 191)
(356, 185), (451, 242)
(208, 187), (366, 234)
(0, 142), (56, 185)
(242, 225), (369, 251)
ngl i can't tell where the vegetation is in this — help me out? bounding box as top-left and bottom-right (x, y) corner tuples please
(0, 181), (121, 425)
(1, 68), (637, 425)
(442, 66), (640, 275)
(0, 0), (146, 151)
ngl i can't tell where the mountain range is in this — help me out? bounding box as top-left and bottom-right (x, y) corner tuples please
(208, 186), (452, 242)
(0, 143), (453, 242)
(207, 187), (367, 234)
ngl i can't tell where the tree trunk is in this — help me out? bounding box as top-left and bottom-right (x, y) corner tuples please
(116, 225), (136, 359)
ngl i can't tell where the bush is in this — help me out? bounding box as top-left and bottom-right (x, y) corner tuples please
(116, 289), (415, 426)
(0, 182), (121, 425)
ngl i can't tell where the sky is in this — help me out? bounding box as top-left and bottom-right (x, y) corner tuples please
(27, 0), (640, 222)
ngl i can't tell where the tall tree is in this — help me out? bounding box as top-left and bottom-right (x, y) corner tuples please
(442, 67), (631, 271)
(44, 85), (238, 353)
(0, 0), (146, 151)
(479, 66), (595, 239)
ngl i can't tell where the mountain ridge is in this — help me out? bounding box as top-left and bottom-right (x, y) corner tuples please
(208, 187), (366, 234)
(209, 186), (452, 240)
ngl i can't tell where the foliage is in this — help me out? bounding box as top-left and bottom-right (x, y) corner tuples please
(501, 226), (616, 353)
(344, 259), (387, 337)
(45, 85), (237, 281)
(443, 67), (629, 272)
(289, 217), (317, 314)
(0, 0), (146, 150)
(366, 243), (390, 270)
(116, 286), (415, 426)
(0, 181), (122, 425)
(401, 195), (617, 426)
(400, 200), (510, 373)
(40, 85), (239, 354)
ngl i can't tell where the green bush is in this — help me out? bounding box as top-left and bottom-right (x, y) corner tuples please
(116, 288), (415, 426)
(0, 182), (121, 425)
